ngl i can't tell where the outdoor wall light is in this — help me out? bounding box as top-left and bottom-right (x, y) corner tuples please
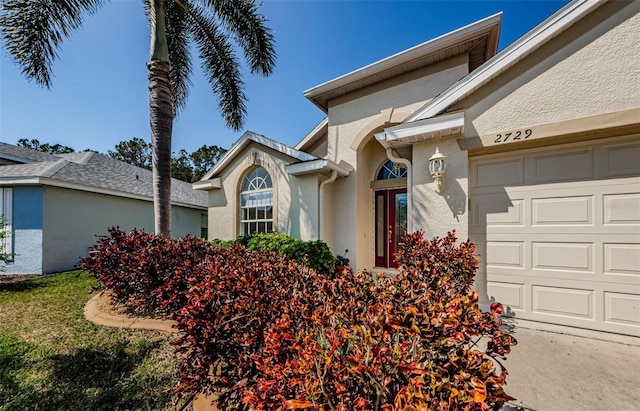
(428, 148), (446, 194)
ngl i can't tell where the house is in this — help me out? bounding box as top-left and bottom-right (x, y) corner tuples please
(0, 143), (208, 274)
(196, 0), (639, 336)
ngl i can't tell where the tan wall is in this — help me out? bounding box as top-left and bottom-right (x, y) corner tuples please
(323, 54), (470, 269)
(208, 143), (320, 241)
(458, 1), (640, 138)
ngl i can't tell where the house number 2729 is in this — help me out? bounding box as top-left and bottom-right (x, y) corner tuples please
(494, 129), (532, 143)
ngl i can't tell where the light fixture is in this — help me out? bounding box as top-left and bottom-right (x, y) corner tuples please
(428, 148), (446, 194)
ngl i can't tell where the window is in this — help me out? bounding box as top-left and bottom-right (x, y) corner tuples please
(240, 167), (273, 235)
(0, 188), (12, 260)
(376, 160), (407, 180)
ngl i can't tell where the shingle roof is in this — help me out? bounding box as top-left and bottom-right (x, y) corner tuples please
(0, 143), (207, 208)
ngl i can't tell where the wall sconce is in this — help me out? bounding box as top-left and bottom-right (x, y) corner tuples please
(428, 148), (446, 194)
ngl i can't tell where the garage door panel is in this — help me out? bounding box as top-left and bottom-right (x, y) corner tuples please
(530, 148), (593, 183)
(486, 241), (524, 267)
(603, 193), (640, 224)
(472, 196), (523, 233)
(473, 157), (524, 188)
(532, 242), (593, 272)
(604, 292), (640, 327)
(602, 141), (640, 177)
(487, 282), (525, 311)
(532, 285), (594, 319)
(604, 243), (640, 275)
(532, 196), (593, 225)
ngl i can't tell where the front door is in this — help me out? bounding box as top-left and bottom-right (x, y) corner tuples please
(374, 188), (407, 268)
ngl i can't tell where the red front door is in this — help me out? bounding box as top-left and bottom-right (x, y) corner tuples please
(374, 188), (407, 268)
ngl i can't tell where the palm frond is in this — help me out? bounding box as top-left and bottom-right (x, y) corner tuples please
(166, 0), (192, 115)
(0, 0), (105, 87)
(187, 1), (246, 130)
(202, 0), (276, 76)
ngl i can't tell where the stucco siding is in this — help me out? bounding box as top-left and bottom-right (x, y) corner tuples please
(322, 54), (470, 270)
(208, 143), (320, 241)
(413, 137), (469, 240)
(5, 187), (44, 274)
(459, 1), (640, 137)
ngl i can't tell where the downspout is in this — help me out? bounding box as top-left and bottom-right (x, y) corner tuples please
(385, 148), (413, 233)
(318, 170), (338, 240)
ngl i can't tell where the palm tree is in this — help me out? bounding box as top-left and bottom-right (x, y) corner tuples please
(0, 0), (276, 237)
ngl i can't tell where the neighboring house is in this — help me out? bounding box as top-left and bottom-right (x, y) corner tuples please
(197, 0), (640, 336)
(0, 143), (208, 274)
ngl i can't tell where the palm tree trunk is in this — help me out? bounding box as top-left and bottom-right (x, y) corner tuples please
(149, 0), (172, 237)
(148, 60), (173, 237)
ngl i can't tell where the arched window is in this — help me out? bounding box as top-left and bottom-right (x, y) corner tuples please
(240, 167), (273, 235)
(376, 160), (407, 180)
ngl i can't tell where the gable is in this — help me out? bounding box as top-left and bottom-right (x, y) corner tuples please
(457, 0), (639, 137)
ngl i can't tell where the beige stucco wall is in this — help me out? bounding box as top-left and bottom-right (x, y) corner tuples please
(323, 54), (470, 270)
(41, 186), (204, 274)
(458, 0), (640, 138)
(412, 137), (469, 240)
(207, 143), (320, 241)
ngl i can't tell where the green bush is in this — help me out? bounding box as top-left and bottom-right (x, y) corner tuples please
(244, 232), (335, 275)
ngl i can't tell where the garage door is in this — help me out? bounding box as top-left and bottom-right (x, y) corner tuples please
(470, 135), (640, 336)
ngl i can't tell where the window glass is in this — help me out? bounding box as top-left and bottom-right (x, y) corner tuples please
(240, 167), (274, 235)
(376, 160), (407, 180)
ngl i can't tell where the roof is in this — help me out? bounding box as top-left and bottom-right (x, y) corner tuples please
(196, 131), (351, 189)
(199, 131), (317, 181)
(0, 142), (207, 209)
(304, 13), (502, 112)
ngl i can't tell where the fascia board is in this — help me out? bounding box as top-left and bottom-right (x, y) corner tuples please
(376, 112), (465, 145)
(406, 0), (604, 122)
(192, 178), (222, 191)
(295, 117), (329, 150)
(303, 13), (503, 106)
(200, 132), (318, 182)
(286, 159), (352, 177)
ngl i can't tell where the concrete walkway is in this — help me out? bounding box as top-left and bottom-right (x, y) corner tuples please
(85, 293), (640, 411)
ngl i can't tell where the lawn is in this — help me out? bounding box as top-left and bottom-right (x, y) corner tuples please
(0, 271), (179, 411)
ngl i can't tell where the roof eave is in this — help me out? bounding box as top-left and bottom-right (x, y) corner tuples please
(286, 159), (352, 177)
(375, 112), (465, 149)
(303, 12), (503, 112)
(405, 0), (606, 123)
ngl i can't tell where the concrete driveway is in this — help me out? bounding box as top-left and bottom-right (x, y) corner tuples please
(500, 319), (640, 411)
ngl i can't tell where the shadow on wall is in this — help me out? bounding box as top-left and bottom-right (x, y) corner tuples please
(442, 178), (466, 222)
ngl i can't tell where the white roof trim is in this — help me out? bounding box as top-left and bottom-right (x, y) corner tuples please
(303, 13), (502, 106)
(376, 112), (465, 148)
(295, 117), (328, 150)
(406, 0), (605, 123)
(286, 159), (352, 177)
(0, 176), (207, 210)
(192, 178), (222, 191)
(200, 131), (317, 181)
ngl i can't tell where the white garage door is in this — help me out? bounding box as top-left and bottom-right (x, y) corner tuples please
(470, 135), (640, 336)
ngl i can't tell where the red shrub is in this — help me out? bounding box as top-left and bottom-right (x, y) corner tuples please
(172, 231), (517, 411)
(79, 227), (215, 314)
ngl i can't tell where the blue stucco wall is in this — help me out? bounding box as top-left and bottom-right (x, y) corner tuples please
(3, 186), (44, 274)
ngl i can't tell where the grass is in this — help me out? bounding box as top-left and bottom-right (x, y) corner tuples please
(0, 271), (179, 411)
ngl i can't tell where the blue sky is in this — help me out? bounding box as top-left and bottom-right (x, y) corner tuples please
(0, 0), (570, 154)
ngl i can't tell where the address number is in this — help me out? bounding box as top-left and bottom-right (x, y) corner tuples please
(494, 129), (532, 143)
